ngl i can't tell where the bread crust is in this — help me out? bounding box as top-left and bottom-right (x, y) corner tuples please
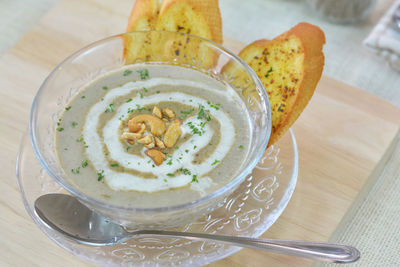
(124, 0), (223, 66)
(222, 22), (325, 147)
(158, 0), (222, 44)
(126, 0), (160, 32)
(272, 22), (325, 146)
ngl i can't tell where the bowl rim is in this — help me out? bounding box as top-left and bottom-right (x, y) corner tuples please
(29, 30), (272, 213)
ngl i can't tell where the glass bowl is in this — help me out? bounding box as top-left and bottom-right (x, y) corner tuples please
(17, 128), (298, 266)
(29, 31), (271, 228)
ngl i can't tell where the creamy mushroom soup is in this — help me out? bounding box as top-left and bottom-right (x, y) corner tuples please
(56, 64), (252, 208)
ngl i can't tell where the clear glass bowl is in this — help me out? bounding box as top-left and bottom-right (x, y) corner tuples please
(16, 128), (298, 266)
(29, 31), (271, 228)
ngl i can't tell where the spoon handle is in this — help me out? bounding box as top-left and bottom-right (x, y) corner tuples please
(131, 230), (359, 263)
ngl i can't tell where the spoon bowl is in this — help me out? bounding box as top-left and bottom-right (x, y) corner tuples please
(35, 193), (360, 263)
(35, 193), (126, 246)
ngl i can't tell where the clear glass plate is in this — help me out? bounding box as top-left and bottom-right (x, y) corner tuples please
(16, 128), (298, 266)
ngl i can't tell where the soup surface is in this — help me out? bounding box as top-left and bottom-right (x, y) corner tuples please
(56, 64), (252, 208)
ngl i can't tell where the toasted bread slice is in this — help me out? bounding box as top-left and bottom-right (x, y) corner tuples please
(223, 22), (325, 147)
(155, 0), (222, 67)
(127, 0), (160, 32)
(156, 0), (222, 44)
(124, 0), (222, 67)
(124, 0), (160, 64)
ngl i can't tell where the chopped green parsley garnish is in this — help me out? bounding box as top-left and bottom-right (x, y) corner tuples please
(123, 70), (133, 76)
(185, 149), (189, 153)
(71, 167), (80, 174)
(137, 69), (149, 80)
(193, 145), (197, 149)
(164, 178), (168, 182)
(136, 104), (145, 111)
(209, 103), (220, 110)
(197, 104), (205, 119)
(138, 92), (143, 98)
(143, 87), (148, 92)
(76, 136), (83, 142)
(197, 104), (211, 121)
(167, 173), (175, 177)
(126, 146), (131, 152)
(105, 103), (115, 113)
(56, 127), (64, 132)
(102, 86), (108, 90)
(126, 98), (132, 103)
(191, 175), (198, 183)
(97, 170), (105, 181)
(166, 160), (173, 165)
(65, 106), (71, 111)
(239, 145), (244, 149)
(187, 121), (204, 136)
(72, 121), (78, 127)
(181, 109), (194, 115)
(81, 95), (86, 99)
(265, 67), (273, 78)
(180, 168), (191, 175)
(156, 90), (160, 94)
(81, 160), (88, 168)
(179, 109), (194, 120)
(111, 163), (119, 167)
(211, 159), (220, 166)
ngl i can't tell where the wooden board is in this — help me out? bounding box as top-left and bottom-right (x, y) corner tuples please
(1, 0), (399, 266)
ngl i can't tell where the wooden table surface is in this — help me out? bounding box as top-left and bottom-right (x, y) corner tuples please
(1, 0), (400, 266)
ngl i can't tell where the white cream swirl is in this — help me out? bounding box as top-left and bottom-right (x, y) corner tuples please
(83, 78), (243, 193)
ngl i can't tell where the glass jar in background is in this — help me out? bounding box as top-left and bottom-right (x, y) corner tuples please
(307, 0), (377, 24)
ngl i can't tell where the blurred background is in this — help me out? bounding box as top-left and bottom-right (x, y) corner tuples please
(1, 1), (399, 266)
(0, 0), (399, 108)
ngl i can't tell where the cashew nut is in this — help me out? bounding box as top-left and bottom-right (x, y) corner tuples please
(122, 132), (142, 140)
(152, 106), (162, 119)
(154, 137), (166, 149)
(145, 149), (166, 166)
(162, 107), (176, 119)
(137, 135), (153, 145)
(144, 141), (155, 149)
(163, 120), (182, 148)
(128, 115), (166, 136)
(137, 123), (146, 135)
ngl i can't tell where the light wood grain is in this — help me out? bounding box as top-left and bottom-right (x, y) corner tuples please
(1, 0), (399, 266)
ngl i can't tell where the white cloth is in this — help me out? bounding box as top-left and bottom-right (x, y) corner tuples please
(364, 0), (400, 71)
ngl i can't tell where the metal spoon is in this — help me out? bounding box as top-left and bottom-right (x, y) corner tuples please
(34, 194), (360, 263)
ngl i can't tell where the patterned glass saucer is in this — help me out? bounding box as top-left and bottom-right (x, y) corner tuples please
(16, 129), (298, 266)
